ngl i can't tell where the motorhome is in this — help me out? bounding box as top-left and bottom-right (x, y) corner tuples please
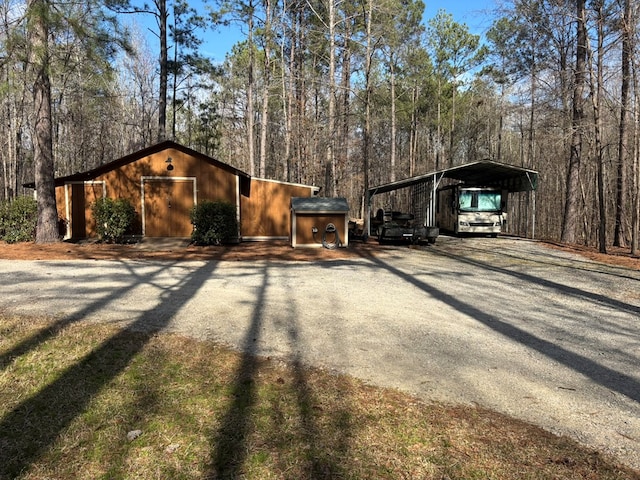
(436, 185), (505, 236)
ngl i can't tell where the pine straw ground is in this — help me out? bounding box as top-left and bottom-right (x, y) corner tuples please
(0, 238), (374, 262)
(0, 238), (639, 479)
(0, 236), (639, 269)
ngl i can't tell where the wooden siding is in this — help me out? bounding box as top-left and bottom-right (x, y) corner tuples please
(292, 214), (348, 247)
(55, 147), (241, 239)
(50, 143), (320, 241)
(241, 179), (317, 239)
(55, 187), (67, 236)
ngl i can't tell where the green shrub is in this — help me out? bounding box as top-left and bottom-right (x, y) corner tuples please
(0, 196), (38, 243)
(91, 198), (136, 243)
(190, 200), (239, 245)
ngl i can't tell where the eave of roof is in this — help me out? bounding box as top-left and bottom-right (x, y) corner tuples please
(253, 176), (320, 192)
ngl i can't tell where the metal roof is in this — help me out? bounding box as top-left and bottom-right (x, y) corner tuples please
(291, 197), (349, 213)
(368, 160), (538, 196)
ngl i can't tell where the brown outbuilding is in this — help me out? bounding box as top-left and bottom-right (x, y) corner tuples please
(28, 141), (319, 241)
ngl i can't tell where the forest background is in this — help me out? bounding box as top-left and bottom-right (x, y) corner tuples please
(1, 0), (639, 252)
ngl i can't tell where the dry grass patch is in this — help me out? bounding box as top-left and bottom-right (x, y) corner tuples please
(0, 314), (638, 480)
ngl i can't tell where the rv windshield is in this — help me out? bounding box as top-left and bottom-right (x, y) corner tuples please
(458, 190), (502, 212)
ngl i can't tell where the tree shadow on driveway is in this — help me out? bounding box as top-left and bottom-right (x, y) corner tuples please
(369, 253), (640, 404)
(433, 245), (640, 316)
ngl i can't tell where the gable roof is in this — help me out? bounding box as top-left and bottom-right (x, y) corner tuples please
(24, 140), (252, 195)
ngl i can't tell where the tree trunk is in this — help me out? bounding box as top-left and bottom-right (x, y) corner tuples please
(363, 0), (373, 236)
(390, 59), (396, 184)
(158, 0), (168, 142)
(171, 2), (178, 141)
(527, 68), (536, 168)
(280, 0), (293, 182)
(632, 43), (640, 256)
(293, 6), (304, 183)
(449, 77), (456, 164)
(28, 0), (59, 243)
(326, 0), (337, 197)
(436, 77), (442, 170)
(561, 0), (587, 245)
(247, 0), (255, 176)
(632, 97), (639, 255)
(588, 0), (606, 253)
(409, 85), (418, 176)
(258, 0), (272, 178)
(340, 20), (352, 199)
(615, 0), (631, 248)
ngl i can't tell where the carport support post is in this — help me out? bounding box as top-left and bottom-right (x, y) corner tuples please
(526, 172), (536, 239)
(365, 189), (372, 238)
(429, 172), (444, 227)
(530, 190), (535, 239)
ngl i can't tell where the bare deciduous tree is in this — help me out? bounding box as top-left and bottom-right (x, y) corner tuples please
(561, 0), (587, 245)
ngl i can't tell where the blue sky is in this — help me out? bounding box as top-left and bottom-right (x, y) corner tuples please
(424, 0), (497, 34)
(210, 0), (496, 61)
(137, 0), (497, 63)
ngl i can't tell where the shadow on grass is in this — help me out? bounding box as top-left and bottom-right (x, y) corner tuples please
(288, 323), (353, 478)
(0, 261), (171, 372)
(207, 264), (353, 479)
(0, 260), (219, 479)
(207, 264), (268, 478)
(0, 316), (74, 371)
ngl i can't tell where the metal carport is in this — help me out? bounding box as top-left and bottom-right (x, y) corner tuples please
(366, 161), (539, 238)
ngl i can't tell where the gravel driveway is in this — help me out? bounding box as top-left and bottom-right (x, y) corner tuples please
(1, 236), (638, 470)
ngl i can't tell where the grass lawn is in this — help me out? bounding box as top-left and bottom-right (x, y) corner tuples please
(0, 314), (637, 480)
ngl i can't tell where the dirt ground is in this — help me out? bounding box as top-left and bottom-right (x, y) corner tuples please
(1, 236), (639, 270)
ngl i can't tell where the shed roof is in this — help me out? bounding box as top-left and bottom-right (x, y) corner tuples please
(291, 197), (349, 213)
(368, 160), (538, 196)
(24, 140), (252, 196)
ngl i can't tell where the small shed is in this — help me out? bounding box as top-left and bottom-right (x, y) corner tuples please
(290, 197), (349, 248)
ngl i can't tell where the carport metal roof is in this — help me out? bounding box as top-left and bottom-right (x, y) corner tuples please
(366, 160), (539, 237)
(368, 160), (538, 197)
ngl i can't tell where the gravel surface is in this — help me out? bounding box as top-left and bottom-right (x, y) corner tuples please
(1, 236), (639, 470)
